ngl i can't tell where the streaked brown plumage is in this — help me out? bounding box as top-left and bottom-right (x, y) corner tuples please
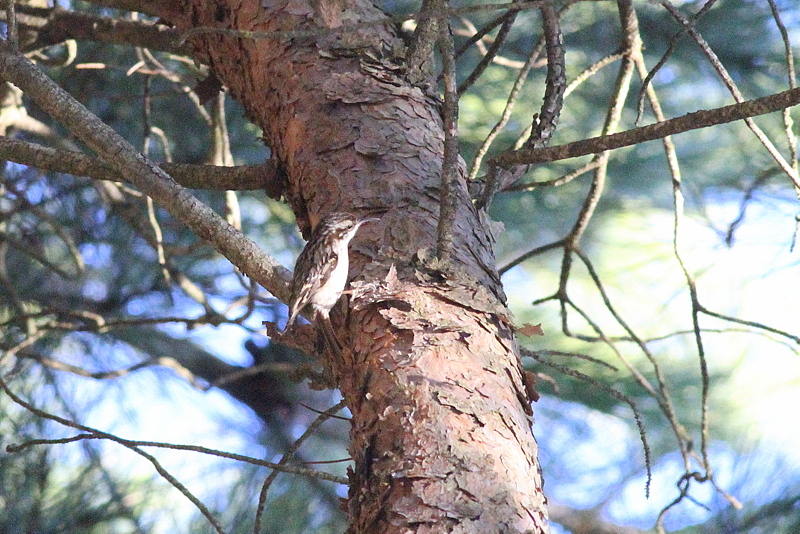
(284, 212), (377, 334)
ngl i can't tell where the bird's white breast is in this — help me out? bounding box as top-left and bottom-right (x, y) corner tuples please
(309, 233), (351, 311)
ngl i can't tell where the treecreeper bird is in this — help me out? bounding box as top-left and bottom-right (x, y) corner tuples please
(284, 212), (378, 356)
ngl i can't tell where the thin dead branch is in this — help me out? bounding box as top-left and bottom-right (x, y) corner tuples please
(0, 41), (292, 301)
(404, 0), (442, 86)
(0, 375), (227, 534)
(493, 87), (800, 167)
(436, 12), (459, 265)
(635, 0), (719, 123)
(657, 0), (800, 189)
(523, 348), (652, 496)
(253, 400), (347, 533)
(457, 1), (520, 95)
(0, 137), (274, 190)
(475, 0), (566, 209)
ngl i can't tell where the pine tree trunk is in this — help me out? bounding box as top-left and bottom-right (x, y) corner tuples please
(168, 1), (548, 531)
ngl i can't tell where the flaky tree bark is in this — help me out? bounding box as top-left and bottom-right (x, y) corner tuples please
(161, 1), (547, 532)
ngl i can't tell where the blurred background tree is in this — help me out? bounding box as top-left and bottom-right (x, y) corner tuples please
(1, 0), (799, 533)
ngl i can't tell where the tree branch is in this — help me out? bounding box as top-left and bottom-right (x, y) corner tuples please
(524, 0), (565, 150)
(475, 0), (564, 209)
(404, 0), (441, 86)
(436, 14), (459, 264)
(79, 0), (179, 19)
(492, 87), (800, 167)
(0, 42), (293, 305)
(657, 0), (799, 189)
(456, 3), (519, 95)
(9, 8), (189, 54)
(0, 136), (278, 191)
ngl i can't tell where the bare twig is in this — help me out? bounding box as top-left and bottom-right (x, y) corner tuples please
(765, 0), (800, 249)
(523, 0), (565, 151)
(0, 376), (227, 534)
(634, 0), (719, 124)
(564, 0), (638, 249)
(503, 158), (602, 191)
(484, 49), (614, 177)
(475, 0), (565, 209)
(467, 18), (547, 181)
(2, 377), (349, 484)
(699, 307), (800, 345)
(574, 246), (688, 467)
(436, 12), (459, 265)
(19, 349), (203, 387)
(454, 13), (509, 59)
(457, 1), (519, 95)
(723, 169), (777, 246)
(499, 238), (564, 274)
(140, 74), (172, 287)
(404, 0), (441, 86)
(5, 0), (18, 50)
(0, 43), (293, 304)
(455, 17), (527, 69)
(523, 348), (652, 495)
(208, 92), (243, 241)
(253, 400), (347, 533)
(532, 349), (618, 371)
(665, 96), (714, 507)
(766, 0), (797, 167)
(564, 52), (625, 98)
(0, 137), (274, 190)
(657, 0), (800, 189)
(493, 87), (800, 167)
(0, 329), (46, 366)
(0, 309), (264, 334)
(18, 9), (191, 54)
